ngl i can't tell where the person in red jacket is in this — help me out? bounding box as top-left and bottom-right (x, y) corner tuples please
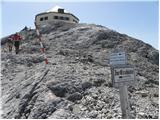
(11, 32), (23, 54)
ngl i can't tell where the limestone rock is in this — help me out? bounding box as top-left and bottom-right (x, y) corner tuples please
(1, 21), (158, 119)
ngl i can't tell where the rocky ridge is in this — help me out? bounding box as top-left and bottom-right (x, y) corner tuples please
(1, 21), (159, 119)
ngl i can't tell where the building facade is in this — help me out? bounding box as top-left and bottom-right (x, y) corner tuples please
(35, 6), (79, 26)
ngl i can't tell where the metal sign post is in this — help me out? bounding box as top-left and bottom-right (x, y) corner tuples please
(110, 49), (135, 119)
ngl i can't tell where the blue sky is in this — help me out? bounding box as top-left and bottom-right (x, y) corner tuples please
(1, 0), (159, 49)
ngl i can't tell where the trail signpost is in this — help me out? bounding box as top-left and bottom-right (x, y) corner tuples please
(110, 52), (126, 65)
(109, 49), (135, 119)
(111, 65), (135, 88)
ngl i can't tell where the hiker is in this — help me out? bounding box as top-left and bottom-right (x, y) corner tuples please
(7, 35), (14, 52)
(11, 33), (23, 54)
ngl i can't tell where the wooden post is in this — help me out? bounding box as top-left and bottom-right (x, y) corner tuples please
(119, 85), (130, 119)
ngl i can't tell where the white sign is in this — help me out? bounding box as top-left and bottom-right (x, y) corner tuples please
(111, 65), (135, 87)
(110, 52), (126, 65)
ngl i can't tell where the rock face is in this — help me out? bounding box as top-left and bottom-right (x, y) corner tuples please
(1, 21), (159, 119)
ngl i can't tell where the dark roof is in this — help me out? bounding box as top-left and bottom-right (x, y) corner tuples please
(35, 12), (79, 21)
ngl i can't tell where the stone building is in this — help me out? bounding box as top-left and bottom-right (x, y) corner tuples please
(35, 5), (79, 26)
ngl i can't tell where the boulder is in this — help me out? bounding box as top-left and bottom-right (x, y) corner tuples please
(67, 92), (82, 102)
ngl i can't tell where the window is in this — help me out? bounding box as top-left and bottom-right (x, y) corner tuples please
(44, 17), (48, 20)
(59, 16), (64, 20)
(40, 17), (43, 21)
(73, 19), (78, 23)
(54, 16), (58, 19)
(58, 9), (64, 13)
(64, 17), (69, 21)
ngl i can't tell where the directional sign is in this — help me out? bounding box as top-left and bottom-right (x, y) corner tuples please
(110, 52), (127, 65)
(109, 49), (135, 118)
(111, 65), (135, 88)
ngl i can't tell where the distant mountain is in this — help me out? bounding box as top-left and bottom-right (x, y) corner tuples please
(1, 21), (159, 119)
